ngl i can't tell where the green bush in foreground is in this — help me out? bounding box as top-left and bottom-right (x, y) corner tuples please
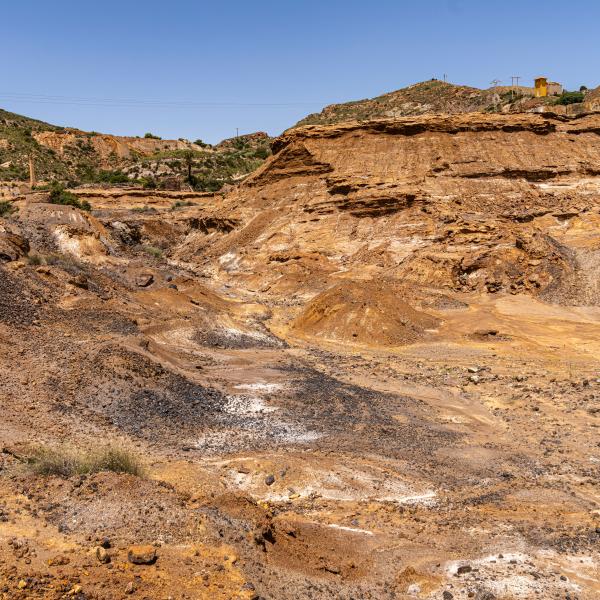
(48, 183), (91, 211)
(28, 444), (144, 477)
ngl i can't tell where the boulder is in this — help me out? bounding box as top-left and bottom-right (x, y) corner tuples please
(127, 545), (157, 565)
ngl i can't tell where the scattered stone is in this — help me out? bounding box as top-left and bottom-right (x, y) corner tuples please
(47, 554), (70, 566)
(127, 545), (157, 565)
(125, 581), (136, 594)
(475, 591), (496, 600)
(96, 546), (110, 564)
(136, 273), (154, 287)
(443, 592), (454, 600)
(69, 274), (88, 289)
(468, 366), (480, 373)
(100, 537), (111, 549)
(265, 474), (275, 486)
(456, 564), (472, 575)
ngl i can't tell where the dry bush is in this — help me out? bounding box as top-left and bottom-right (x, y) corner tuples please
(28, 444), (144, 478)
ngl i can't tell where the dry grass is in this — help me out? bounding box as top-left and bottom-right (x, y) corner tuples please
(28, 444), (144, 478)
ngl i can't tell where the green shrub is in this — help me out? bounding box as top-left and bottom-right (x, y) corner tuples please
(48, 183), (91, 211)
(144, 132), (161, 140)
(96, 170), (130, 184)
(171, 200), (195, 210)
(142, 245), (163, 258)
(131, 205), (155, 213)
(141, 177), (157, 189)
(555, 91), (585, 105)
(28, 444), (144, 477)
(0, 201), (15, 217)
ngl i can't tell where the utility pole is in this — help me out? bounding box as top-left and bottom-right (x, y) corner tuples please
(510, 76), (521, 99)
(28, 154), (36, 189)
(235, 128), (239, 138)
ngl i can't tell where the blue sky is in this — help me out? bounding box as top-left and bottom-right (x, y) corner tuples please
(2, 0), (598, 143)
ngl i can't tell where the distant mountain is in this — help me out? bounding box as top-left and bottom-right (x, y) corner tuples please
(0, 108), (272, 191)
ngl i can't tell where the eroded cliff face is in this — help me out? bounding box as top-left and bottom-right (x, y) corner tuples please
(175, 113), (600, 317)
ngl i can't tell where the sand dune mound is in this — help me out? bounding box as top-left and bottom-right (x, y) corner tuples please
(293, 280), (439, 346)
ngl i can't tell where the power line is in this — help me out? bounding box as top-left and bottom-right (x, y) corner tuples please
(0, 92), (326, 109)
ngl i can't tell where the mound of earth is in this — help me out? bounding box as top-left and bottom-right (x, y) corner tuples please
(293, 280), (439, 346)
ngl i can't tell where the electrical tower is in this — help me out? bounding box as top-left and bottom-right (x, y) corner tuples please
(510, 76), (521, 100)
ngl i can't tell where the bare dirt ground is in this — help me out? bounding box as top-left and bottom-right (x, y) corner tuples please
(1, 113), (600, 599)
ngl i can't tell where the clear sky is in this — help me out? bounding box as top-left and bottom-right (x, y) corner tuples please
(2, 0), (598, 143)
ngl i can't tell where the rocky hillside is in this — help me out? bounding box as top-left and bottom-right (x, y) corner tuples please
(295, 79), (598, 127)
(296, 80), (505, 126)
(0, 107), (271, 191)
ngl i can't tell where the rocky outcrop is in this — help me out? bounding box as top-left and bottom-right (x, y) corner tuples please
(177, 112), (600, 308)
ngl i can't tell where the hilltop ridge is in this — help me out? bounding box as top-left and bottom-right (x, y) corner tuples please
(295, 79), (596, 127)
(0, 107), (272, 191)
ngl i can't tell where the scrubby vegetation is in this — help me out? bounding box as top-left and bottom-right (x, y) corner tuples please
(142, 245), (163, 258)
(48, 183), (92, 211)
(555, 91), (585, 105)
(0, 107), (272, 192)
(27, 444), (144, 477)
(0, 201), (15, 217)
(171, 200), (195, 210)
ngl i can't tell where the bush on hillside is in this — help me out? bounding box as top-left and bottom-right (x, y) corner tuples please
(144, 132), (162, 140)
(48, 183), (91, 211)
(27, 444), (144, 477)
(555, 91), (585, 105)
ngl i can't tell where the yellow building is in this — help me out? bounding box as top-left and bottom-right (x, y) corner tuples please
(534, 77), (562, 97)
(535, 77), (548, 97)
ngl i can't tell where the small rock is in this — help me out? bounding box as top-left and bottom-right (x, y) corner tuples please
(96, 546), (110, 564)
(69, 274), (88, 289)
(136, 273), (154, 288)
(443, 592), (454, 600)
(127, 544), (157, 565)
(469, 375), (481, 384)
(100, 537), (111, 549)
(467, 366), (479, 373)
(264, 474), (275, 486)
(125, 581), (136, 594)
(457, 564), (472, 575)
(407, 583), (421, 594)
